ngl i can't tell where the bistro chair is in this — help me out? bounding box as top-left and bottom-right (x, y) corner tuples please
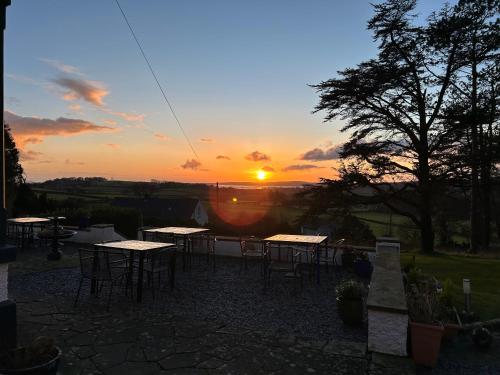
(74, 248), (129, 311)
(312, 236), (345, 273)
(143, 246), (176, 299)
(239, 237), (265, 274)
(263, 242), (303, 290)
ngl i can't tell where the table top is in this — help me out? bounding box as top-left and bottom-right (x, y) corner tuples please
(144, 227), (210, 235)
(8, 217), (51, 224)
(264, 234), (328, 245)
(94, 240), (176, 252)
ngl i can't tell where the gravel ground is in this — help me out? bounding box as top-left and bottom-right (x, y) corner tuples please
(9, 251), (367, 343)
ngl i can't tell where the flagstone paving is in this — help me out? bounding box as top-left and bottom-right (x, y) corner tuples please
(10, 245), (498, 374)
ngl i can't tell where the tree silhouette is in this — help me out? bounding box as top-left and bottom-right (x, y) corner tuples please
(312, 0), (473, 253)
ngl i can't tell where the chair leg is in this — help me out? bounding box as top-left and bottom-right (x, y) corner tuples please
(74, 278), (83, 307)
(107, 282), (113, 311)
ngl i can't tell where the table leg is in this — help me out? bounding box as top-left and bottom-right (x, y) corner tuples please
(169, 252), (177, 290)
(21, 224), (26, 250)
(316, 244), (320, 285)
(182, 236), (187, 271)
(127, 250), (135, 298)
(90, 247), (98, 295)
(137, 252), (145, 303)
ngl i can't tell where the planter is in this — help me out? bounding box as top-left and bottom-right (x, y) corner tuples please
(410, 321), (444, 367)
(443, 323), (461, 341)
(341, 252), (356, 269)
(337, 297), (363, 325)
(0, 347), (61, 375)
(354, 259), (372, 278)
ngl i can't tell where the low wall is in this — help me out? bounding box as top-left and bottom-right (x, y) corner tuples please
(66, 224), (126, 244)
(367, 238), (408, 357)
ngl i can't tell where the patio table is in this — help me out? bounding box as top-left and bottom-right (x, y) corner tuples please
(94, 240), (176, 303)
(7, 217), (51, 249)
(264, 234), (328, 285)
(142, 227), (209, 271)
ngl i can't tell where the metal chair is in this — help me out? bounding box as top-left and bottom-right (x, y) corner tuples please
(263, 242), (303, 290)
(239, 237), (265, 274)
(74, 248), (129, 311)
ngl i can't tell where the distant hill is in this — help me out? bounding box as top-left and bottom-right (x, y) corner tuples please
(218, 181), (313, 187)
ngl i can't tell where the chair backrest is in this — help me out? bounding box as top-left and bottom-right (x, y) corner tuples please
(334, 238), (346, 247)
(240, 237), (262, 254)
(78, 248), (98, 279)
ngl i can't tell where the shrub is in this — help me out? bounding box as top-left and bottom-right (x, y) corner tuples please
(336, 280), (364, 301)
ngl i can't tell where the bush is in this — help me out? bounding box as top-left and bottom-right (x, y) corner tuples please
(336, 280), (364, 301)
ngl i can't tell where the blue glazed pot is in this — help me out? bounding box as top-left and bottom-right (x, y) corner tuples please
(354, 259), (372, 278)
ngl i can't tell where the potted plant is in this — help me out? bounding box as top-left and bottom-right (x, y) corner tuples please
(438, 279), (461, 341)
(0, 337), (61, 375)
(340, 246), (356, 269)
(407, 283), (444, 368)
(336, 279), (364, 325)
(353, 250), (372, 278)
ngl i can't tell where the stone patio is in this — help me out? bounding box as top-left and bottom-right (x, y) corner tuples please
(8, 243), (498, 374)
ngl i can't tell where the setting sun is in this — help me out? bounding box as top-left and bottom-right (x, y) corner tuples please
(256, 170), (267, 181)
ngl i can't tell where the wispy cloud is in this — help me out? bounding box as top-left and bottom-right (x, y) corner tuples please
(104, 119), (117, 126)
(181, 159), (202, 170)
(20, 150), (43, 162)
(154, 133), (169, 141)
(282, 164), (325, 171)
(299, 145), (342, 161)
(65, 159), (86, 165)
(261, 166), (275, 172)
(5, 110), (116, 148)
(104, 143), (120, 149)
(104, 109), (145, 122)
(52, 76), (109, 106)
(245, 151), (270, 162)
(40, 58), (82, 75)
(200, 138), (214, 143)
(216, 155), (231, 160)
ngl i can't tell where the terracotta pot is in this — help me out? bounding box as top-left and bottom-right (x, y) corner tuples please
(410, 321), (444, 367)
(336, 297), (363, 325)
(443, 323), (461, 341)
(0, 347), (61, 375)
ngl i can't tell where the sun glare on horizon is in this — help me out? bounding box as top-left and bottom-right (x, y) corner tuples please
(256, 169), (267, 181)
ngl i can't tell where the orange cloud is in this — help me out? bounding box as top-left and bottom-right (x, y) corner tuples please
(52, 77), (108, 106)
(216, 155), (231, 160)
(282, 164), (325, 171)
(65, 159), (85, 165)
(154, 133), (169, 141)
(20, 150), (43, 162)
(261, 166), (275, 172)
(300, 145), (342, 161)
(104, 109), (145, 122)
(40, 58), (82, 75)
(245, 151), (270, 162)
(104, 119), (117, 126)
(181, 159), (202, 170)
(104, 143), (120, 149)
(200, 138), (214, 143)
(5, 110), (116, 148)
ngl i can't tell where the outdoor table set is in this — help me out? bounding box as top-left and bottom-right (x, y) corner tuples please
(264, 234), (329, 284)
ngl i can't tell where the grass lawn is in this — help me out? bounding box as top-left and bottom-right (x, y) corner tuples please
(401, 251), (500, 321)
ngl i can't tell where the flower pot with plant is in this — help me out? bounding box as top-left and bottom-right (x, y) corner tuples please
(336, 279), (364, 325)
(437, 279), (461, 341)
(0, 337), (61, 375)
(340, 246), (356, 269)
(407, 282), (444, 368)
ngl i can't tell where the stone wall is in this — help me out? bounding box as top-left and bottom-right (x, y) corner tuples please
(367, 238), (408, 356)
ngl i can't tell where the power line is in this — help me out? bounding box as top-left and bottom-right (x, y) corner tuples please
(114, 0), (199, 160)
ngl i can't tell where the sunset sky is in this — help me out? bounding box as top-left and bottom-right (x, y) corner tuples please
(5, 0), (446, 183)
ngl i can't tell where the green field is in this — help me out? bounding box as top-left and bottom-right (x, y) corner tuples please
(401, 252), (500, 320)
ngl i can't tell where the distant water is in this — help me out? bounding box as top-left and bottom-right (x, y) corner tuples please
(211, 183), (310, 189)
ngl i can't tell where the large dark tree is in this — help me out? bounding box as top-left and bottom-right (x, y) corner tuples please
(441, 0), (499, 252)
(4, 124), (25, 214)
(312, 0), (468, 253)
